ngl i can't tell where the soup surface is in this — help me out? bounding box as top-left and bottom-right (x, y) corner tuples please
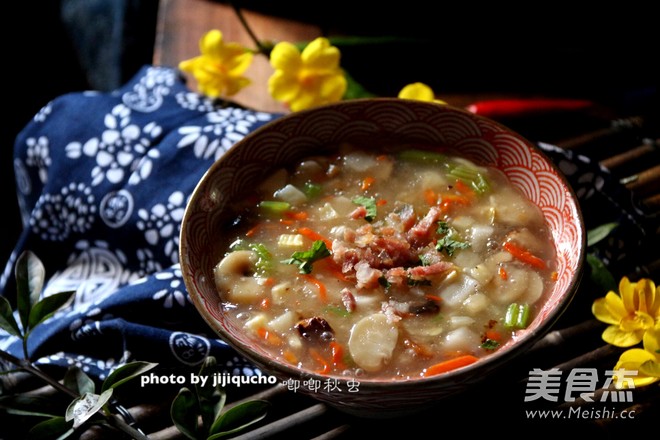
(214, 144), (557, 380)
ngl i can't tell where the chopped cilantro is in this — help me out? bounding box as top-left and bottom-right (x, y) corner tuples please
(351, 196), (377, 222)
(435, 221), (470, 256)
(407, 277), (432, 286)
(324, 305), (351, 317)
(282, 240), (331, 274)
(481, 339), (500, 350)
(436, 236), (470, 256)
(378, 276), (391, 289)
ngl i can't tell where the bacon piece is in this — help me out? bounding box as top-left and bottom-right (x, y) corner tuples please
(355, 260), (383, 290)
(350, 205), (368, 220)
(340, 288), (356, 312)
(407, 261), (454, 277)
(407, 206), (442, 245)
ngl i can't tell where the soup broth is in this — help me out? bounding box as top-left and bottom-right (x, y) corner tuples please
(214, 144), (557, 380)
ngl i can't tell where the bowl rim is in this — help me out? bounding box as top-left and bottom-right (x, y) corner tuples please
(179, 97), (586, 388)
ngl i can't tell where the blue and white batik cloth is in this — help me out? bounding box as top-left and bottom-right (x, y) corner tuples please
(0, 65), (280, 380)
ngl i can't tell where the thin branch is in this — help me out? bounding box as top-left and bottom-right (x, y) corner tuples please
(230, 3), (269, 55)
(1, 349), (151, 439)
(0, 348), (77, 399)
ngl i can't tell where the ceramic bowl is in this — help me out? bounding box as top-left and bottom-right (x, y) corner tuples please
(179, 98), (585, 417)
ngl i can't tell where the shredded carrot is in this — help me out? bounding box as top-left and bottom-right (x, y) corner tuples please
(297, 227), (333, 250)
(317, 259), (349, 282)
(404, 338), (434, 359)
(439, 194), (471, 214)
(551, 271), (559, 282)
(309, 348), (331, 374)
(361, 176), (376, 191)
(503, 241), (546, 269)
(329, 341), (347, 369)
(498, 266), (508, 280)
(423, 354), (479, 377)
(257, 327), (282, 346)
(440, 194), (471, 205)
(485, 329), (502, 342)
(376, 154), (389, 162)
(302, 274), (328, 302)
(245, 224), (260, 237)
(424, 294), (443, 302)
(376, 199), (387, 206)
(424, 188), (438, 206)
(283, 350), (298, 365)
(454, 179), (475, 197)
(246, 222), (281, 237)
(285, 211), (309, 221)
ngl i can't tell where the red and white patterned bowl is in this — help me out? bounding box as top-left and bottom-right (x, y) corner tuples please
(179, 98), (585, 417)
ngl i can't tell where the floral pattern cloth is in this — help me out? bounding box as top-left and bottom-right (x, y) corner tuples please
(0, 65), (652, 382)
(1, 65), (279, 380)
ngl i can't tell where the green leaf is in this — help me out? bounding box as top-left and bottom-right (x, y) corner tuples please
(101, 361), (159, 393)
(27, 417), (75, 440)
(15, 251), (46, 330)
(0, 296), (21, 337)
(343, 70), (377, 100)
(208, 400), (270, 438)
(586, 253), (617, 293)
(281, 240), (331, 274)
(28, 290), (75, 330)
(196, 357), (227, 432)
(0, 394), (65, 418)
(328, 35), (427, 48)
(63, 366), (96, 396)
(65, 390), (113, 429)
(351, 196), (378, 222)
(587, 222), (618, 247)
(170, 387), (199, 440)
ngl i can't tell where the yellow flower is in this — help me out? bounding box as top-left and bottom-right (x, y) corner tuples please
(268, 37), (347, 112)
(613, 323), (660, 388)
(179, 29), (253, 98)
(398, 82), (447, 104)
(592, 277), (660, 347)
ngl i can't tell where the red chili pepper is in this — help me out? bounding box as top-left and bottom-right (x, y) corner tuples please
(466, 98), (594, 119)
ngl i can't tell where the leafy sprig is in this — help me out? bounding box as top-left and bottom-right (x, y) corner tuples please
(0, 251), (270, 439)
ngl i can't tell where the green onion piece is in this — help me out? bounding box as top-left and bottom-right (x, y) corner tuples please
(504, 303), (531, 329)
(471, 173), (490, 194)
(303, 182), (322, 199)
(504, 303), (519, 329)
(515, 303), (530, 329)
(447, 163), (490, 194)
(398, 149), (447, 164)
(324, 305), (351, 317)
(249, 243), (273, 275)
(259, 200), (290, 214)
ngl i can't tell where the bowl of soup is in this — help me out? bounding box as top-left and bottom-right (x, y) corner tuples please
(179, 98), (585, 417)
